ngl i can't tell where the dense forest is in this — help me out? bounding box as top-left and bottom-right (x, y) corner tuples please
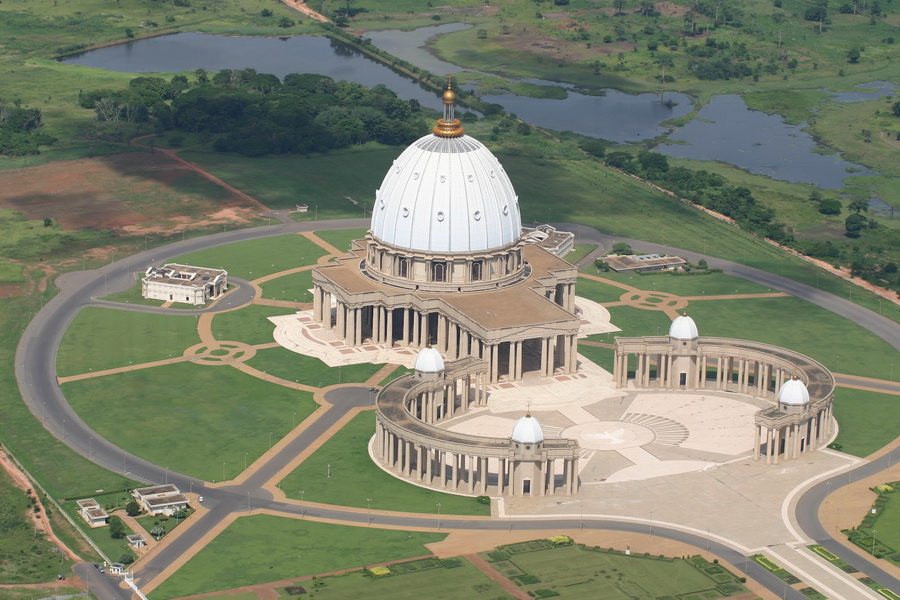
(78, 69), (428, 157)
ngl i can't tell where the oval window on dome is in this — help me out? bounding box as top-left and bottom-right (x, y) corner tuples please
(395, 166), (401, 174)
(473, 210), (482, 221)
(467, 174), (474, 183)
(440, 175), (446, 183)
(379, 198), (385, 209)
(502, 205), (509, 215)
(489, 170), (495, 179)
(413, 172), (419, 180)
(402, 207), (410, 218)
(437, 211), (445, 222)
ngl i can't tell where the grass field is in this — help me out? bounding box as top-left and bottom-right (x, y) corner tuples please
(482, 543), (747, 599)
(62, 362), (318, 481)
(258, 270), (313, 303)
(280, 411), (491, 515)
(0, 467), (77, 584)
(173, 234), (328, 280)
(831, 389), (900, 457)
(181, 148), (397, 216)
(679, 296), (896, 380)
(148, 515), (446, 600)
(245, 347), (385, 387)
(276, 557), (513, 599)
(583, 268), (776, 296)
(56, 308), (200, 376)
(313, 228), (369, 254)
(209, 304), (297, 346)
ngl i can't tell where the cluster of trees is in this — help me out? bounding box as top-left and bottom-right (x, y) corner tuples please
(79, 69), (428, 157)
(604, 149), (793, 243)
(685, 38), (754, 80)
(0, 103), (56, 156)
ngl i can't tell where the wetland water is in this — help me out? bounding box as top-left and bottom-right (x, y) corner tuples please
(62, 29), (874, 188)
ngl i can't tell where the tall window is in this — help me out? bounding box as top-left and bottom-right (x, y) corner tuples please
(398, 258), (408, 278)
(472, 260), (483, 281)
(433, 262), (446, 282)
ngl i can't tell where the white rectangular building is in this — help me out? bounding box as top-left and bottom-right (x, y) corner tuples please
(142, 263), (227, 305)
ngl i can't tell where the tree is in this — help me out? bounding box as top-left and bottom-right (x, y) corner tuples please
(809, 189), (823, 203)
(847, 47), (861, 63)
(613, 0), (627, 14)
(150, 525), (165, 540)
(125, 501), (141, 517)
(109, 515), (125, 539)
(818, 198), (842, 215)
(845, 213), (866, 237)
(848, 195), (869, 214)
(893, 101), (900, 117)
(611, 242), (633, 254)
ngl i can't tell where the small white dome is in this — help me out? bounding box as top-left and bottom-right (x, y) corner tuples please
(669, 315), (699, 340)
(370, 134), (522, 253)
(779, 378), (810, 406)
(511, 415), (544, 444)
(414, 347), (445, 373)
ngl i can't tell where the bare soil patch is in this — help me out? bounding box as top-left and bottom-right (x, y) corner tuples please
(0, 153), (261, 233)
(0, 284), (23, 299)
(656, 1), (689, 17)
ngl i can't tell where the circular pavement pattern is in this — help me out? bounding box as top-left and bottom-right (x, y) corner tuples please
(560, 421), (656, 450)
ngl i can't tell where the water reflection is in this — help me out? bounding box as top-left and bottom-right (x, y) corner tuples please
(658, 95), (871, 189)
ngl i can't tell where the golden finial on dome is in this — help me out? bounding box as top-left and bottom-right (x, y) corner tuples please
(433, 76), (464, 138)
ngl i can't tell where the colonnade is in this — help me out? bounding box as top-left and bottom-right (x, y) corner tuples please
(314, 287), (577, 382)
(613, 336), (836, 465)
(754, 404), (835, 464)
(614, 344), (794, 397)
(374, 359), (580, 496)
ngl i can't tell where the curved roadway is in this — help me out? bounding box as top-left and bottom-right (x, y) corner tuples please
(15, 218), (900, 599)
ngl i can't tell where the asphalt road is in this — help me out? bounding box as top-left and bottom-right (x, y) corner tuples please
(14, 219), (900, 600)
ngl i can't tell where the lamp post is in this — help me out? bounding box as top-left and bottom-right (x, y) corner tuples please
(222, 462), (226, 482)
(872, 530), (877, 556)
(436, 503), (442, 530)
(367, 497), (372, 524)
(327, 463), (331, 478)
(244, 452), (248, 470)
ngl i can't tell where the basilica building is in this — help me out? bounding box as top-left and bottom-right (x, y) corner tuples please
(312, 87), (581, 382)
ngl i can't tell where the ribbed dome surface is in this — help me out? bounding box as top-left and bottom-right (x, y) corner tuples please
(511, 415), (544, 444)
(778, 378), (810, 406)
(669, 315), (699, 340)
(414, 347), (445, 373)
(370, 134), (522, 253)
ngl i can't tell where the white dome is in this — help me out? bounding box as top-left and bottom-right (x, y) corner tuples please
(669, 315), (699, 340)
(511, 415), (544, 444)
(370, 134), (522, 253)
(414, 347), (444, 373)
(779, 378), (810, 406)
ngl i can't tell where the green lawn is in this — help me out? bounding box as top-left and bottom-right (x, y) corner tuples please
(582, 269), (773, 297)
(280, 411), (490, 516)
(148, 515), (446, 600)
(832, 389), (900, 457)
(482, 543), (747, 599)
(575, 277), (628, 304)
(564, 244), (597, 266)
(62, 362), (317, 481)
(172, 234), (327, 280)
(57, 308), (200, 377)
(245, 346), (385, 387)
(181, 147), (397, 215)
(258, 270), (313, 303)
(209, 304), (297, 346)
(680, 296), (896, 381)
(279, 557), (513, 599)
(0, 257), (26, 283)
(314, 228), (369, 254)
(136, 509), (193, 538)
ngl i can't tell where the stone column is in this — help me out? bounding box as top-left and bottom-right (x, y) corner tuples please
(754, 425), (761, 461)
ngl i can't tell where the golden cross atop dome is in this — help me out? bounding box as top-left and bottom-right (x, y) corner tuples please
(433, 76), (464, 138)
